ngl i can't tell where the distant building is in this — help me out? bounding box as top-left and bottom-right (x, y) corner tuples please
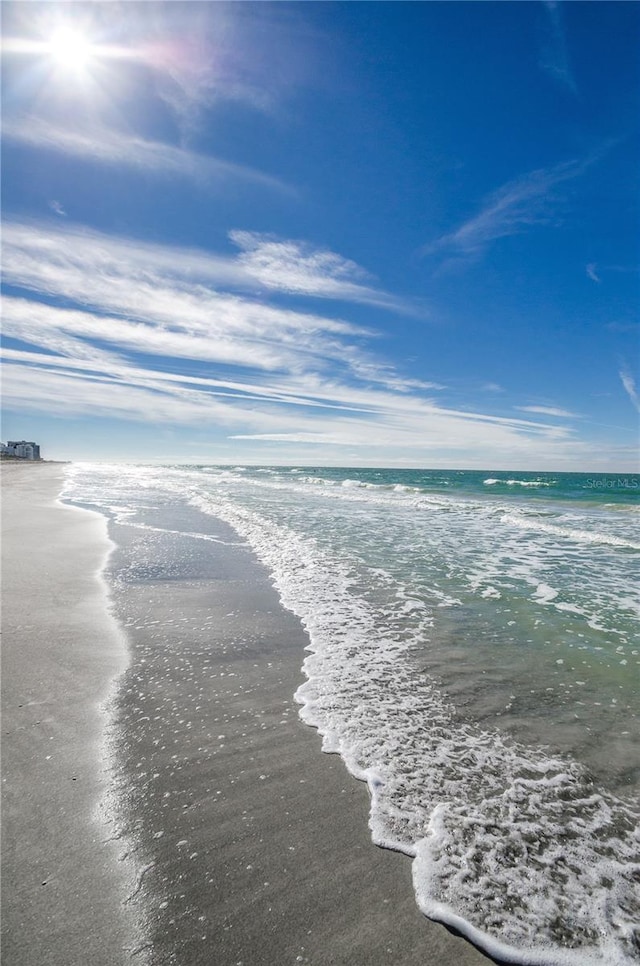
(1, 440), (41, 460)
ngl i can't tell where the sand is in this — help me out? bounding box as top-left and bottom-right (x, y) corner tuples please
(1, 463), (138, 965)
(2, 463), (496, 965)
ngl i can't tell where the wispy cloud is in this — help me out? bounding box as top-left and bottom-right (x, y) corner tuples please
(0, 220), (419, 392)
(2, 118), (290, 193)
(540, 1), (578, 95)
(586, 263), (601, 283)
(1, 217), (595, 467)
(0, 6), (312, 210)
(2, 349), (586, 464)
(147, 4), (278, 125)
(49, 199), (66, 217)
(2, 220), (415, 318)
(424, 142), (616, 263)
(2, 3), (311, 128)
(146, 3), (323, 130)
(425, 157), (588, 259)
(517, 405), (578, 418)
(619, 368), (640, 413)
(230, 231), (417, 312)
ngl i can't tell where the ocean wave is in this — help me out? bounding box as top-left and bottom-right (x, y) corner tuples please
(64, 462), (640, 966)
(191, 490), (640, 966)
(484, 478), (554, 488)
(340, 478), (378, 489)
(502, 512), (640, 551)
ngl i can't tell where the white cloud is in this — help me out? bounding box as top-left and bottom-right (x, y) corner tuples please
(586, 263), (601, 283)
(229, 231), (414, 313)
(517, 405), (578, 418)
(3, 3), (312, 128)
(2, 296), (297, 372)
(2, 217), (630, 470)
(540, 1), (578, 95)
(2, 349), (590, 465)
(1, 224), (376, 364)
(425, 154), (598, 260)
(619, 368), (640, 413)
(148, 7), (275, 123)
(231, 432), (349, 444)
(2, 220), (411, 318)
(139, 2), (321, 128)
(1, 360), (236, 425)
(1, 220), (425, 412)
(2, 118), (289, 193)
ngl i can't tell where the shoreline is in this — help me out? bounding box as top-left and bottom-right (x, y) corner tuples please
(98, 487), (497, 965)
(2, 463), (496, 965)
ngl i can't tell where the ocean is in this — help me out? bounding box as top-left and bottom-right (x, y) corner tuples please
(63, 463), (640, 966)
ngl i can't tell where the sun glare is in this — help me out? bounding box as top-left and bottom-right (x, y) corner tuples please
(47, 27), (94, 71)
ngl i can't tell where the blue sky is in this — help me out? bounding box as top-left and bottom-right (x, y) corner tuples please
(2, 1), (639, 469)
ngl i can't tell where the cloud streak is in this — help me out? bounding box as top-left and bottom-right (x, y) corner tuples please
(229, 231), (416, 312)
(517, 405), (578, 418)
(1, 219), (424, 402)
(540, 1), (578, 95)
(424, 150), (606, 260)
(586, 263), (601, 283)
(619, 368), (640, 413)
(2, 118), (290, 193)
(1, 217), (591, 467)
(2, 351), (583, 464)
(2, 219), (415, 322)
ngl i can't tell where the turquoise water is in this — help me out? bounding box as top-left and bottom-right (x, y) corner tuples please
(257, 466), (639, 505)
(64, 464), (640, 966)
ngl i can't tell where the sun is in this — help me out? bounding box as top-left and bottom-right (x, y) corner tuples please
(47, 27), (95, 72)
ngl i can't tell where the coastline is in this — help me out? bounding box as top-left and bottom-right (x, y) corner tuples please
(99, 488), (496, 965)
(2, 463), (495, 965)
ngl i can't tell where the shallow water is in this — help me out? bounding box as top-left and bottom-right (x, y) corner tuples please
(64, 463), (640, 966)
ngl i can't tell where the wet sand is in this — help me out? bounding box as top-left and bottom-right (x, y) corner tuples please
(2, 464), (496, 965)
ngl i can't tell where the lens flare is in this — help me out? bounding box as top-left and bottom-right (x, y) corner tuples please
(47, 27), (94, 71)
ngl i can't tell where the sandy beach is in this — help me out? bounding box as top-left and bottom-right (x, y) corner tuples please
(1, 463), (137, 965)
(2, 464), (495, 966)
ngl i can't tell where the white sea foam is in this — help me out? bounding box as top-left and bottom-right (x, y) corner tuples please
(484, 478), (554, 487)
(502, 512), (640, 551)
(65, 462), (640, 966)
(189, 489), (640, 966)
(508, 479), (554, 487)
(533, 583), (559, 604)
(299, 475), (336, 486)
(341, 478), (377, 489)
